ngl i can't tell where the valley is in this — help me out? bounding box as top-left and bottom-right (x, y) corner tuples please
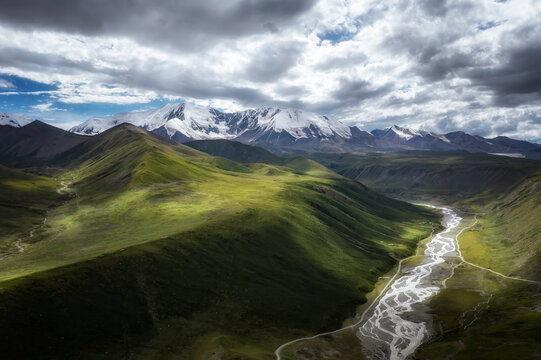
(275, 206), (468, 360)
(178, 141), (541, 358)
(305, 150), (541, 359)
(1, 119), (540, 359)
(0, 124), (439, 359)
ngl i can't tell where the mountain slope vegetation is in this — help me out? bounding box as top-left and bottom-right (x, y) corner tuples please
(0, 125), (439, 359)
(185, 139), (284, 165)
(0, 165), (66, 257)
(308, 150), (541, 358)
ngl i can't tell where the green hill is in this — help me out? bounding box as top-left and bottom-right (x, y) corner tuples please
(311, 151), (539, 202)
(0, 125), (439, 359)
(0, 165), (67, 257)
(185, 139), (284, 165)
(309, 151), (541, 278)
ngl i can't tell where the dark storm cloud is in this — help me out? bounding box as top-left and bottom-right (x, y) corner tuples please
(309, 78), (393, 114)
(382, 28), (462, 68)
(419, 0), (449, 17)
(465, 43), (541, 107)
(377, 0), (541, 113)
(380, 0), (486, 84)
(104, 66), (278, 107)
(332, 79), (393, 105)
(382, 23), (481, 84)
(273, 84), (306, 97)
(418, 52), (475, 81)
(419, 0), (476, 18)
(0, 46), (99, 75)
(244, 41), (304, 82)
(0, 0), (316, 52)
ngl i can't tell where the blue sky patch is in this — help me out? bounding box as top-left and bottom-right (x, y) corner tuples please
(477, 20), (506, 31)
(0, 73), (187, 129)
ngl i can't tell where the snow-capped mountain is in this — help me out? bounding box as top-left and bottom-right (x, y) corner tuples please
(371, 125), (428, 140)
(70, 103), (233, 138)
(369, 125), (455, 150)
(66, 103), (541, 156)
(0, 113), (34, 127)
(70, 103), (352, 150)
(369, 125), (541, 155)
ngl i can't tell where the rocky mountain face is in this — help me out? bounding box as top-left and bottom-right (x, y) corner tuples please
(367, 125), (541, 158)
(69, 103), (351, 151)
(2, 104), (541, 157)
(0, 120), (88, 167)
(70, 103), (540, 156)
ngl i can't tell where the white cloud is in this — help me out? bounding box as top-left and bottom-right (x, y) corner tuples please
(0, 78), (14, 88)
(31, 102), (66, 112)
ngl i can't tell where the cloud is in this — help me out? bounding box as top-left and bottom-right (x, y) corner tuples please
(465, 42), (541, 107)
(0, 0), (540, 142)
(331, 78), (393, 107)
(243, 41), (304, 82)
(0, 46), (100, 75)
(31, 102), (66, 111)
(0, 78), (15, 88)
(0, 0), (316, 52)
(314, 52), (367, 71)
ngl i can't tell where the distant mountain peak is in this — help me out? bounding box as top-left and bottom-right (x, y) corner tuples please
(370, 124), (428, 141)
(0, 113), (34, 128)
(69, 103), (352, 145)
(63, 104), (541, 157)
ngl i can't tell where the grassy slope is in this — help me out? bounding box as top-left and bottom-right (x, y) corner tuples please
(0, 165), (67, 256)
(417, 264), (541, 360)
(309, 151), (541, 278)
(311, 151), (537, 203)
(185, 139), (284, 165)
(0, 125), (439, 359)
(458, 173), (541, 280)
(307, 151), (541, 359)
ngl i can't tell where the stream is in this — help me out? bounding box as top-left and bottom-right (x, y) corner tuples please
(358, 206), (462, 359)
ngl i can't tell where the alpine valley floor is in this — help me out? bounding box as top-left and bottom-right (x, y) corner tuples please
(302, 150), (541, 359)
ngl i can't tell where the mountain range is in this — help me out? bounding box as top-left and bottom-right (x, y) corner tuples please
(2, 104), (541, 158)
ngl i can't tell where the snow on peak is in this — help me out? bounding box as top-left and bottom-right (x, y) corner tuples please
(163, 102), (235, 140)
(431, 133), (451, 143)
(70, 103), (352, 141)
(70, 103), (186, 135)
(388, 125), (428, 140)
(0, 113), (34, 127)
(251, 107), (351, 139)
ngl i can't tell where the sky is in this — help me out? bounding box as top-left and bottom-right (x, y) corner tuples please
(0, 0), (540, 142)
